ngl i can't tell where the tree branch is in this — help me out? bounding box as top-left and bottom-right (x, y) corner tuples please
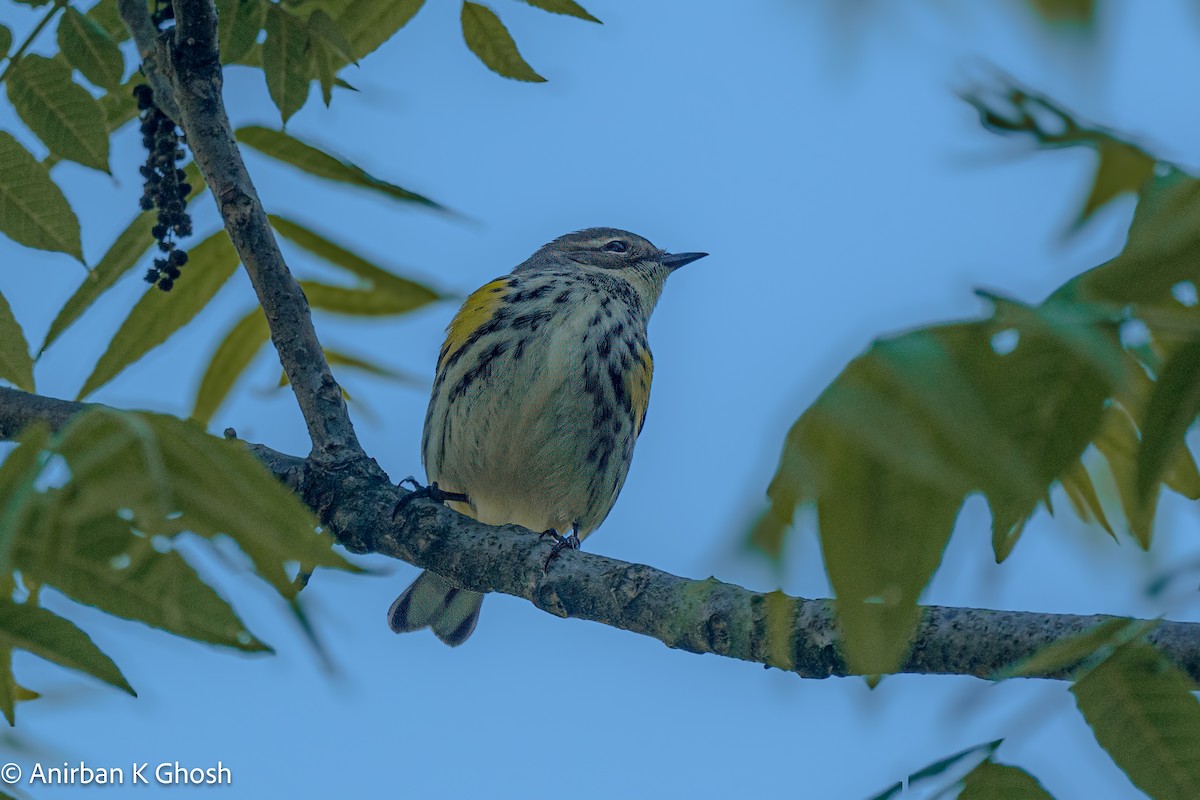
(96, 0), (1199, 686)
(2, 386), (1197, 683)
(118, 0), (363, 463)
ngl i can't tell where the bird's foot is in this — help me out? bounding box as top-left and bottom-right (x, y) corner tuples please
(541, 530), (581, 572)
(392, 477), (470, 519)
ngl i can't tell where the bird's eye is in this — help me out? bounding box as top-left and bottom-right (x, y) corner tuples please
(601, 240), (628, 253)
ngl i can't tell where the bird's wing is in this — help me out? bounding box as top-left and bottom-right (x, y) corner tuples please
(437, 276), (510, 373)
(628, 345), (653, 437)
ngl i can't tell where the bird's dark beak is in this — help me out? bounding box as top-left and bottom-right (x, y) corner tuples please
(661, 251), (708, 271)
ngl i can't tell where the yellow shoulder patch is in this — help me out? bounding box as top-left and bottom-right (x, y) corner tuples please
(439, 277), (509, 370)
(627, 346), (653, 436)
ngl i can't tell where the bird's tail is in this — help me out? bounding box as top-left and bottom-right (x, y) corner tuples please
(387, 570), (484, 647)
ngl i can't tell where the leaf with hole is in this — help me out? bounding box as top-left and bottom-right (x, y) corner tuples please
(53, 409), (356, 598)
(1066, 170), (1200, 306)
(11, 491), (269, 651)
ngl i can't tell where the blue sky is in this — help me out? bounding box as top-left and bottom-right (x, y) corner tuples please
(1, 1), (1199, 797)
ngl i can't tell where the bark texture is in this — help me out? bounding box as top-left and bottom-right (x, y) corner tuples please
(2, 385), (1197, 683)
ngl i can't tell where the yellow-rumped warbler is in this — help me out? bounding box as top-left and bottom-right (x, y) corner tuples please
(388, 228), (706, 645)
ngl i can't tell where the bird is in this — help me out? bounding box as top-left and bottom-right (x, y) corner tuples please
(388, 228), (706, 646)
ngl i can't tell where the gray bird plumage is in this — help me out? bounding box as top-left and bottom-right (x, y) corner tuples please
(389, 228), (705, 645)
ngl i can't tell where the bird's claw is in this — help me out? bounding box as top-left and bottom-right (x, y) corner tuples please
(392, 477), (470, 519)
(542, 530), (581, 572)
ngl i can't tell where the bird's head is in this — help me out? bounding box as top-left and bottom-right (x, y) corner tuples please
(519, 227), (707, 309)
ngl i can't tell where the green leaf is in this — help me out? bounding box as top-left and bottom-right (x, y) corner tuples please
(1027, 0), (1094, 25)
(216, 0), (266, 64)
(307, 9), (357, 63)
(0, 647), (40, 726)
(965, 79), (1159, 232)
(1164, 440), (1200, 500)
(997, 617), (1157, 679)
(1094, 407), (1157, 547)
(270, 214), (440, 309)
(908, 739), (1003, 787)
(238, 126), (444, 208)
(1068, 170), (1200, 306)
(192, 307), (271, 425)
(0, 25), (12, 59)
(1136, 338), (1200, 510)
(54, 409), (355, 598)
(0, 131), (82, 259)
(0, 599), (134, 695)
(0, 424), (50, 574)
(0, 291), (34, 392)
(312, 37), (336, 106)
(1072, 641), (1200, 800)
(818, 443), (963, 675)
(263, 5), (312, 124)
(322, 0), (425, 62)
(77, 231), (241, 399)
(299, 281), (434, 316)
(43, 162), (205, 352)
(518, 0), (600, 22)
(6, 54), (111, 172)
(85, 0), (131, 42)
(278, 347), (420, 388)
(758, 309), (1120, 672)
(98, 82), (140, 132)
(11, 491), (270, 651)
(57, 7), (125, 91)
(1059, 458), (1115, 538)
(864, 783), (903, 800)
(958, 760), (1055, 800)
(1075, 140), (1155, 228)
(461, 2), (546, 82)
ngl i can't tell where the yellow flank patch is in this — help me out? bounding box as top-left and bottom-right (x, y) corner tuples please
(439, 278), (509, 370)
(627, 346), (653, 435)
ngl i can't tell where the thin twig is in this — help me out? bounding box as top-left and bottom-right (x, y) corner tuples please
(0, 0), (67, 84)
(116, 0), (364, 462)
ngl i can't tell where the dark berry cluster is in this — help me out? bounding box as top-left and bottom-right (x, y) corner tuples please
(134, 83), (192, 291)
